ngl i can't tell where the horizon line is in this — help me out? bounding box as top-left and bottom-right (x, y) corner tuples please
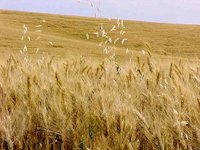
(1, 8), (200, 26)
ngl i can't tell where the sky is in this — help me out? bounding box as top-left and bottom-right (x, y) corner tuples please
(1, 0), (200, 24)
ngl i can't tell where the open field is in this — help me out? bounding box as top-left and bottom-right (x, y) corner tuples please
(0, 54), (200, 149)
(0, 10), (200, 60)
(0, 10), (200, 149)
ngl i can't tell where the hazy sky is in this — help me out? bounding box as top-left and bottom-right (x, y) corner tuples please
(1, 0), (200, 24)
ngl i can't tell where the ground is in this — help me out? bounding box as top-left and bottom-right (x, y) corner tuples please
(0, 10), (200, 62)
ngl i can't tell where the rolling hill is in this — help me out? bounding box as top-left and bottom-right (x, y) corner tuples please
(0, 10), (200, 61)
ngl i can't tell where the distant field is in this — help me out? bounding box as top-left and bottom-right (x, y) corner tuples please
(0, 10), (200, 61)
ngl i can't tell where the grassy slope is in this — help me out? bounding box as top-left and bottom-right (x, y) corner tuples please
(0, 10), (200, 61)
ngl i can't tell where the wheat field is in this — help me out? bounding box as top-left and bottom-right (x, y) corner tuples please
(0, 10), (200, 149)
(1, 10), (200, 59)
(0, 53), (200, 149)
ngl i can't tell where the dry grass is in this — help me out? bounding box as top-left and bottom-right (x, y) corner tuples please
(0, 9), (200, 149)
(0, 54), (199, 149)
(1, 10), (200, 60)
